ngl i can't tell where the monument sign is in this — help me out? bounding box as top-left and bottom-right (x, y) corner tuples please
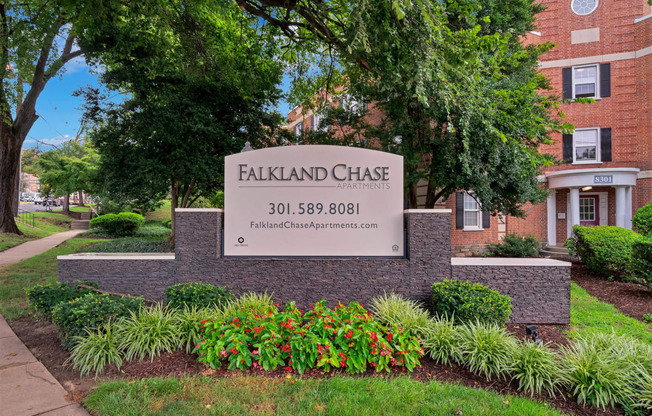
(224, 145), (404, 256)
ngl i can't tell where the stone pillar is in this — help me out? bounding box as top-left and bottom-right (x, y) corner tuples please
(569, 187), (580, 230)
(615, 186), (627, 228)
(546, 189), (557, 246)
(625, 186), (633, 229)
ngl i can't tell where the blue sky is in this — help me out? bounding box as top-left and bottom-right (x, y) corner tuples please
(23, 61), (292, 150)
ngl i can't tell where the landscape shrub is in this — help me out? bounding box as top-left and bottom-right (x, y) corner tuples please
(51, 293), (144, 349)
(85, 238), (171, 253)
(175, 305), (215, 353)
(630, 239), (652, 288)
(566, 225), (642, 277)
(68, 323), (123, 377)
(510, 341), (562, 397)
(134, 224), (171, 238)
(490, 233), (540, 257)
(116, 304), (179, 361)
(633, 203), (652, 236)
(162, 218), (172, 229)
(454, 321), (517, 380)
(221, 291), (275, 318)
(165, 282), (233, 310)
(431, 279), (512, 326)
(89, 212), (145, 236)
(194, 300), (424, 374)
(370, 292), (431, 335)
(27, 281), (99, 317)
(421, 316), (459, 365)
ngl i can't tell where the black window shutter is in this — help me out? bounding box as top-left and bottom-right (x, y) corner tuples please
(482, 211), (491, 229)
(601, 128), (612, 162)
(600, 63), (611, 97)
(562, 67), (573, 100)
(562, 134), (573, 162)
(455, 192), (464, 230)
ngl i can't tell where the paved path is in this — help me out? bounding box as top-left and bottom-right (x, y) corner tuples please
(0, 230), (85, 269)
(0, 314), (89, 416)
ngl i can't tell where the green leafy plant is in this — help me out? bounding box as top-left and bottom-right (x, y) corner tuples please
(454, 321), (517, 380)
(633, 203), (652, 236)
(117, 304), (180, 361)
(567, 225), (642, 278)
(174, 305), (217, 353)
(27, 281), (98, 318)
(68, 323), (123, 377)
(221, 291), (275, 318)
(491, 233), (540, 257)
(162, 218), (172, 229)
(421, 316), (459, 365)
(165, 282), (233, 310)
(630, 239), (652, 288)
(85, 238), (170, 253)
(510, 340), (562, 397)
(369, 292), (431, 335)
(431, 279), (512, 326)
(51, 293), (144, 349)
(194, 300), (424, 374)
(89, 212), (145, 236)
(643, 314), (652, 324)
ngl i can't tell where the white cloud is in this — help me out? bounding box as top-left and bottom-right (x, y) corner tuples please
(24, 134), (72, 149)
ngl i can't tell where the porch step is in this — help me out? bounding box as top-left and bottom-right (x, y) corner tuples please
(540, 245), (575, 258)
(70, 220), (90, 230)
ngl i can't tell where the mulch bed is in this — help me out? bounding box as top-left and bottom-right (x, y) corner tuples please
(570, 261), (652, 321)
(9, 317), (622, 416)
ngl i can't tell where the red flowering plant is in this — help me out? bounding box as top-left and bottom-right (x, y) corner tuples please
(193, 300), (424, 374)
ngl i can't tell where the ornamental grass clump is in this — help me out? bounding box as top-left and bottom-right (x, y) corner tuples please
(194, 300), (424, 375)
(174, 305), (217, 353)
(454, 321), (517, 380)
(420, 316), (459, 366)
(117, 304), (180, 362)
(221, 291), (276, 318)
(68, 323), (123, 377)
(369, 292), (431, 335)
(510, 340), (562, 397)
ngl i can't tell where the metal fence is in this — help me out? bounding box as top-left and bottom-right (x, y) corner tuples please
(15, 209), (35, 228)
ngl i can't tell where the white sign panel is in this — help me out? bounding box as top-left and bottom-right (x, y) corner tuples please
(224, 145), (404, 257)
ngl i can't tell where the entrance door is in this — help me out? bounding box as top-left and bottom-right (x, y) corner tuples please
(579, 195), (600, 226)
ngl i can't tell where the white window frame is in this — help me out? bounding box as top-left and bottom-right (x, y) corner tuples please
(463, 192), (483, 231)
(572, 64), (600, 99)
(293, 121), (304, 137)
(572, 127), (601, 164)
(571, 0), (599, 16)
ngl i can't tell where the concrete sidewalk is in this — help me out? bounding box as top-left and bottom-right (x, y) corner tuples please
(0, 314), (89, 416)
(0, 230), (85, 269)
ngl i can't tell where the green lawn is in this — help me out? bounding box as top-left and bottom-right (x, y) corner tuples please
(0, 237), (101, 321)
(85, 376), (563, 416)
(145, 200), (172, 222)
(569, 282), (652, 343)
(0, 212), (73, 251)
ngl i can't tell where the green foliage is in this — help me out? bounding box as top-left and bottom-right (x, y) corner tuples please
(491, 233), (540, 257)
(134, 224), (171, 238)
(165, 283), (233, 310)
(630, 239), (652, 288)
(369, 292), (431, 335)
(431, 279), (512, 326)
(51, 293), (143, 349)
(27, 281), (98, 317)
(454, 321), (517, 380)
(421, 316), (459, 366)
(643, 314), (652, 324)
(567, 225), (643, 279)
(221, 291), (275, 318)
(162, 218), (172, 229)
(195, 301), (424, 374)
(174, 305), (216, 354)
(68, 324), (123, 377)
(510, 341), (562, 397)
(89, 212), (145, 236)
(84, 237), (170, 253)
(116, 305), (180, 362)
(633, 203), (652, 236)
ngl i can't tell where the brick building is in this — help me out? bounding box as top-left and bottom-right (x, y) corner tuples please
(286, 0), (652, 255)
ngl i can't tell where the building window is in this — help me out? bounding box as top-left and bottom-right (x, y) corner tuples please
(573, 128), (599, 163)
(571, 0), (598, 15)
(579, 197), (596, 221)
(293, 121), (304, 137)
(463, 193), (483, 229)
(340, 94), (367, 115)
(573, 65), (599, 98)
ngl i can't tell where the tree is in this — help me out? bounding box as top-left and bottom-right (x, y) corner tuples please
(79, 0), (286, 245)
(0, 0), (91, 233)
(236, 0), (572, 215)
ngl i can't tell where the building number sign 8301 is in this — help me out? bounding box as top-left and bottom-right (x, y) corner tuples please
(269, 202), (360, 215)
(594, 175), (613, 184)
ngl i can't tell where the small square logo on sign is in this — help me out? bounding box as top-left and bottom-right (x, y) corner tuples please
(392, 244), (399, 252)
(594, 175), (613, 184)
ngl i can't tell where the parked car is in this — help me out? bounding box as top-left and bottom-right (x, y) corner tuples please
(34, 196), (43, 204)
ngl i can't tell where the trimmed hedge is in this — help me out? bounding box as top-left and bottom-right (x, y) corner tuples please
(27, 281), (99, 317)
(89, 212), (145, 236)
(165, 282), (233, 310)
(431, 279), (512, 326)
(633, 203), (652, 236)
(52, 293), (143, 349)
(491, 233), (540, 257)
(566, 225), (642, 277)
(630, 239), (652, 288)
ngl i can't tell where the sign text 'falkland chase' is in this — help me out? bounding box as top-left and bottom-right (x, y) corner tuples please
(224, 146), (403, 257)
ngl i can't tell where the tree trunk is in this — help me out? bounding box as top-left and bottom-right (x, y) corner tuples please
(0, 126), (22, 234)
(63, 192), (70, 213)
(170, 182), (178, 250)
(77, 190), (85, 206)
